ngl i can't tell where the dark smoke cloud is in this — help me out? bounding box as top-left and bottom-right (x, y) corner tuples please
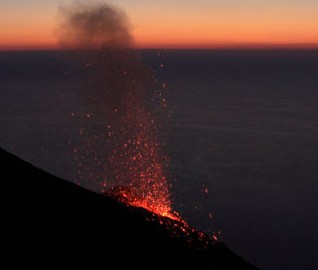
(57, 1), (133, 50)
(57, 1), (150, 116)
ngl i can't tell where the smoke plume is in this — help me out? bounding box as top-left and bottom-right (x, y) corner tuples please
(57, 1), (175, 218)
(57, 2), (150, 116)
(58, 2), (133, 50)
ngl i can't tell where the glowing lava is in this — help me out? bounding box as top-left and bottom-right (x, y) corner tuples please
(107, 101), (180, 221)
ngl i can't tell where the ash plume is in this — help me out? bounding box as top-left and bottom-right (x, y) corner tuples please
(57, 1), (174, 217)
(58, 1), (133, 50)
(57, 1), (149, 117)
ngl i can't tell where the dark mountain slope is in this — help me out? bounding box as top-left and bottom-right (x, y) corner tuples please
(1, 147), (257, 268)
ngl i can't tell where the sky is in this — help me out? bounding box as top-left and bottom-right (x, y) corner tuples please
(1, 0), (318, 50)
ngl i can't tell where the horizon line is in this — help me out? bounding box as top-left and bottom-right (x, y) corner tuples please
(1, 43), (318, 52)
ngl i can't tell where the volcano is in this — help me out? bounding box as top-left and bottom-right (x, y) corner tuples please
(2, 147), (257, 268)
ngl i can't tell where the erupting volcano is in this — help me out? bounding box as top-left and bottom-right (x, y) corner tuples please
(107, 106), (177, 220)
(58, 2), (179, 221)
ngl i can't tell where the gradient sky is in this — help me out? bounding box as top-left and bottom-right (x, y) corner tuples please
(1, 0), (318, 50)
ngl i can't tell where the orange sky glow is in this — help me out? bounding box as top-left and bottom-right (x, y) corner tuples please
(1, 1), (318, 50)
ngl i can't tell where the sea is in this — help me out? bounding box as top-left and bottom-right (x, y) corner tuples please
(0, 49), (317, 270)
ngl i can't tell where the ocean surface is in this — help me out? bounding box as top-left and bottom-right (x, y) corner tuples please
(1, 50), (317, 270)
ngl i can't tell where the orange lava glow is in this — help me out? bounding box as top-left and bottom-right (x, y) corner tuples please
(107, 99), (181, 222)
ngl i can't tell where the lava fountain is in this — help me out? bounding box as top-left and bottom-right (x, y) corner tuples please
(58, 2), (179, 221)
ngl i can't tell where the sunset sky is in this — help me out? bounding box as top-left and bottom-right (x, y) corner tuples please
(1, 0), (318, 50)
